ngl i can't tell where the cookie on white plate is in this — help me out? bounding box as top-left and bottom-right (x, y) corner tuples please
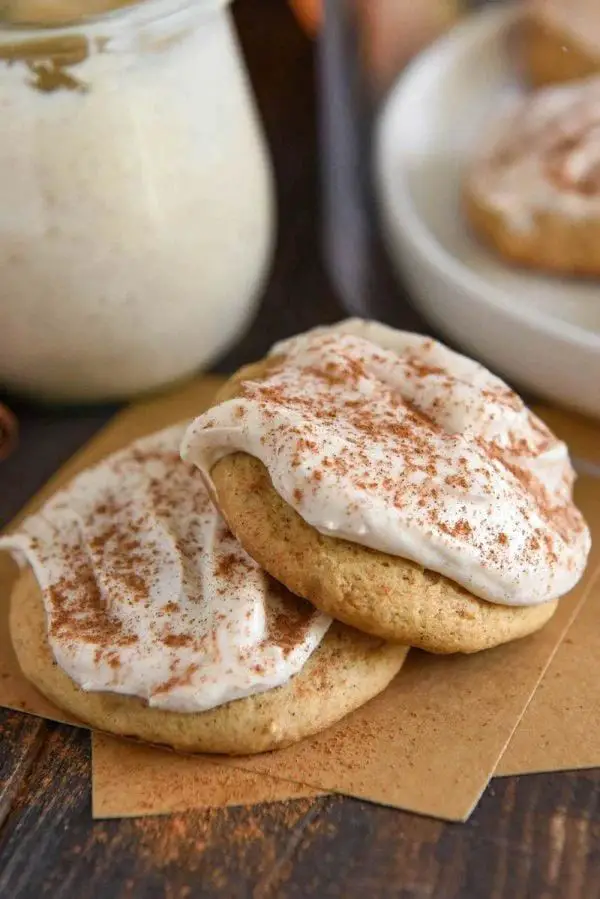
(466, 76), (600, 276)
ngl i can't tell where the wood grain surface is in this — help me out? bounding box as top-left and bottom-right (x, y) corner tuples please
(1, 2), (600, 897)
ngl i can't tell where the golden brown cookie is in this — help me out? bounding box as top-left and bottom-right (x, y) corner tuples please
(205, 361), (559, 655)
(11, 567), (408, 755)
(524, 11), (600, 88)
(464, 189), (600, 276)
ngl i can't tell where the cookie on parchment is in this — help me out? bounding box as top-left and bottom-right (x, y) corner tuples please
(1, 424), (407, 755)
(183, 321), (589, 654)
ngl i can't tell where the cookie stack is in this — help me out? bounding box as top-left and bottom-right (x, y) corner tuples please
(1, 320), (591, 754)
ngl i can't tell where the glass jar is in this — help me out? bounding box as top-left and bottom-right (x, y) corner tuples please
(0, 0), (275, 402)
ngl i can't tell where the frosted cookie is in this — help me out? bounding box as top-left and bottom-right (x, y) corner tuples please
(182, 320), (591, 654)
(1, 425), (407, 755)
(465, 77), (600, 275)
(525, 0), (600, 87)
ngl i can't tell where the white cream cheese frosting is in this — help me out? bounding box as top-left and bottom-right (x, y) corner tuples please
(468, 76), (600, 232)
(182, 320), (591, 608)
(0, 425), (331, 713)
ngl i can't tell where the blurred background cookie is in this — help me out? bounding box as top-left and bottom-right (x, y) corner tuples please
(465, 76), (600, 276)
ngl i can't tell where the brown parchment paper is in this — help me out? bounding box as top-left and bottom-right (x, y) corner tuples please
(0, 379), (598, 821)
(497, 574), (600, 777)
(498, 408), (600, 777)
(91, 734), (320, 818)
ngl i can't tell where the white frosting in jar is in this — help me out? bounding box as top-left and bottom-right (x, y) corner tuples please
(182, 320), (591, 608)
(0, 7), (274, 402)
(0, 425), (330, 713)
(468, 77), (600, 232)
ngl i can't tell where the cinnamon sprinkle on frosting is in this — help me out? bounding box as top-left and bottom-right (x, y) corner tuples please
(0, 425), (331, 713)
(183, 320), (591, 608)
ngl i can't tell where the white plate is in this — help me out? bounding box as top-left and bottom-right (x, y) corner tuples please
(375, 4), (600, 419)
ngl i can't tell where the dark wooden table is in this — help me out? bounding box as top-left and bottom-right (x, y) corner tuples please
(1, 3), (600, 897)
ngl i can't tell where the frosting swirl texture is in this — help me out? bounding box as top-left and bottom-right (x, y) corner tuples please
(0, 425), (330, 712)
(183, 321), (590, 607)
